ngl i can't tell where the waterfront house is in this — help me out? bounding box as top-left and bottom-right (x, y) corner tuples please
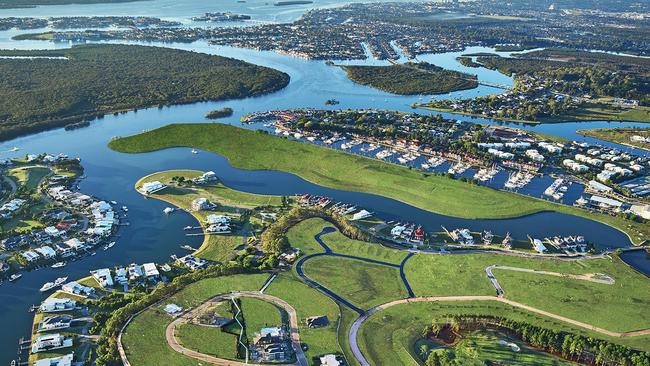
(21, 250), (40, 263)
(54, 244), (74, 257)
(176, 255), (207, 271)
(35, 246), (57, 259)
(38, 315), (73, 332)
(193, 171), (218, 185)
(191, 197), (212, 211)
(91, 268), (114, 288)
(206, 214), (231, 225)
(207, 223), (231, 234)
(114, 267), (128, 285)
(34, 353), (73, 366)
(40, 298), (76, 313)
(31, 333), (73, 353)
(142, 262), (160, 279)
(63, 238), (85, 251)
(61, 281), (95, 297)
(139, 181), (167, 195)
(128, 263), (143, 280)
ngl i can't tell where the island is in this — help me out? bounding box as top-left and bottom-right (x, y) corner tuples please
(0, 44), (289, 141)
(341, 62), (478, 95)
(205, 107), (234, 119)
(108, 122), (650, 244)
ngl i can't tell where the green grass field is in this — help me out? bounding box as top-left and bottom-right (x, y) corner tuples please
(8, 165), (50, 190)
(122, 274), (268, 365)
(404, 253), (650, 332)
(240, 297), (284, 341)
(176, 323), (240, 360)
(287, 218), (407, 264)
(109, 124), (649, 244)
(302, 256), (407, 310)
(265, 272), (343, 363)
(356, 300), (650, 366)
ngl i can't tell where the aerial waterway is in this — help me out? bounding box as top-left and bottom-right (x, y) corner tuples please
(0, 6), (649, 362)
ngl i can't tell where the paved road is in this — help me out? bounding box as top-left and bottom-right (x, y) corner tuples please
(166, 291), (308, 366)
(348, 295), (650, 366)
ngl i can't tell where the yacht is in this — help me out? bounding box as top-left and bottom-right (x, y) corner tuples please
(191, 149), (198, 154)
(40, 282), (56, 292)
(9, 273), (22, 282)
(184, 226), (193, 230)
(51, 262), (66, 269)
(122, 206), (128, 212)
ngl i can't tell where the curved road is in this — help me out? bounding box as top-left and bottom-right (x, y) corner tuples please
(348, 296), (650, 366)
(165, 291), (308, 366)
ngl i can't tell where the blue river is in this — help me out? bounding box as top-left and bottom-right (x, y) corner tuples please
(0, 1), (649, 361)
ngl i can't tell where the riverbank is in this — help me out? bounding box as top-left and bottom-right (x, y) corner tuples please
(108, 123), (649, 245)
(577, 127), (650, 152)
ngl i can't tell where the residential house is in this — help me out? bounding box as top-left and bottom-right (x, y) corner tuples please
(38, 315), (73, 332)
(31, 333), (73, 353)
(91, 268), (114, 288)
(40, 298), (76, 313)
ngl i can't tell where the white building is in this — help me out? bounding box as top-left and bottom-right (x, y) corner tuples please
(40, 298), (76, 313)
(142, 263), (160, 278)
(191, 197), (211, 211)
(34, 353), (74, 366)
(206, 214), (231, 225)
(140, 181), (167, 195)
(64, 238), (85, 250)
(32, 333), (73, 353)
(35, 246), (57, 259)
(320, 355), (341, 366)
(91, 268), (114, 288)
(21, 250), (40, 262)
(61, 281), (95, 297)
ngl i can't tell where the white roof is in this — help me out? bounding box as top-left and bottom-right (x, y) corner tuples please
(34, 353), (74, 366)
(164, 303), (182, 314)
(142, 263), (160, 277)
(590, 195), (623, 207)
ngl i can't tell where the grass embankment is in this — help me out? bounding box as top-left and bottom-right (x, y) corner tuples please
(109, 123), (649, 244)
(8, 165), (50, 190)
(357, 301), (650, 366)
(135, 170), (282, 262)
(122, 274), (268, 365)
(0, 44), (289, 141)
(405, 254), (650, 333)
(578, 127), (650, 151)
(341, 62), (478, 95)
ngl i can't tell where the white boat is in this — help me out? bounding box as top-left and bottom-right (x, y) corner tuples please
(54, 277), (68, 286)
(110, 200), (117, 205)
(122, 206), (128, 212)
(40, 282), (56, 292)
(183, 226), (193, 230)
(90, 252), (97, 256)
(191, 149), (198, 154)
(9, 147), (19, 152)
(9, 273), (21, 282)
(51, 262), (66, 269)
(107, 241), (115, 248)
(163, 207), (174, 214)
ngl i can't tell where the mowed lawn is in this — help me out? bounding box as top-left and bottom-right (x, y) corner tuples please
(121, 274), (268, 365)
(405, 253), (650, 332)
(302, 256), (408, 310)
(265, 272), (343, 362)
(287, 217), (407, 264)
(109, 123), (649, 244)
(8, 165), (50, 190)
(176, 323), (240, 360)
(357, 301), (650, 366)
(240, 297), (284, 341)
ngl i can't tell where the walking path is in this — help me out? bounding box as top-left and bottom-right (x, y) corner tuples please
(294, 227), (416, 315)
(165, 291), (308, 366)
(348, 296), (650, 366)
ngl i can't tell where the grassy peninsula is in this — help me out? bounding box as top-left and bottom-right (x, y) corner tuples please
(578, 127), (650, 151)
(341, 62), (478, 95)
(0, 44), (289, 141)
(108, 123), (649, 244)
